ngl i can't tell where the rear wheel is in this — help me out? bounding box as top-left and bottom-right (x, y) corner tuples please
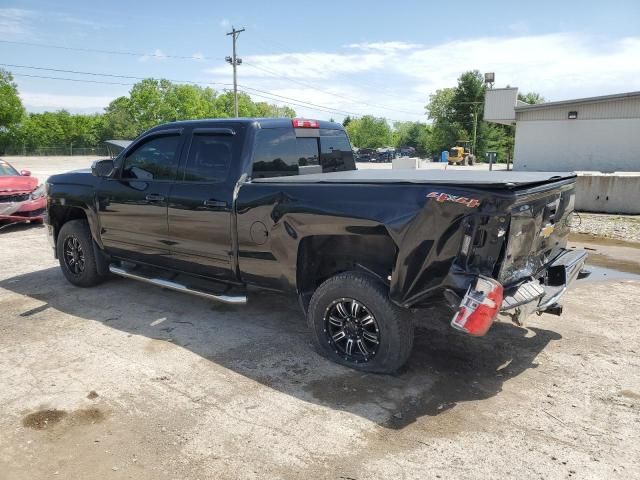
(56, 219), (106, 287)
(307, 271), (414, 373)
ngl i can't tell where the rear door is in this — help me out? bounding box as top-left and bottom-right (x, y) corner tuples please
(97, 130), (183, 265)
(166, 127), (242, 279)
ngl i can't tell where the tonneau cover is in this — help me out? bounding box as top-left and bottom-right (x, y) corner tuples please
(252, 169), (576, 189)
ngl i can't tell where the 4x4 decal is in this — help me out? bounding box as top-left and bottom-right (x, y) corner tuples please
(427, 191), (480, 208)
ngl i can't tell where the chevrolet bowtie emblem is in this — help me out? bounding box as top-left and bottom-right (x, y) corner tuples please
(541, 224), (555, 238)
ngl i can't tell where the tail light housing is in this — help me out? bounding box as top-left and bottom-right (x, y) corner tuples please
(451, 276), (504, 336)
(292, 118), (319, 129)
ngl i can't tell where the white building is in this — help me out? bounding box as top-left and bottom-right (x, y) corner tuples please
(484, 88), (640, 172)
(484, 88), (640, 214)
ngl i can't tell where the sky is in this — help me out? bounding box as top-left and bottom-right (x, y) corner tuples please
(1, 0), (640, 122)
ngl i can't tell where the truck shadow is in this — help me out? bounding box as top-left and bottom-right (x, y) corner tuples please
(0, 267), (561, 430)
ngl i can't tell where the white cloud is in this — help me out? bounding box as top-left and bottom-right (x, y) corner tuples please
(0, 8), (33, 38)
(207, 51), (388, 80)
(204, 32), (640, 121)
(0, 8), (102, 39)
(220, 18), (230, 29)
(20, 92), (114, 113)
(344, 41), (422, 52)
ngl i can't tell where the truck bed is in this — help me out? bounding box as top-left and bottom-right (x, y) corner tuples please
(252, 169), (576, 189)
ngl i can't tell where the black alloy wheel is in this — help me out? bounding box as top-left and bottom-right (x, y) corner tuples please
(63, 235), (85, 274)
(325, 297), (381, 363)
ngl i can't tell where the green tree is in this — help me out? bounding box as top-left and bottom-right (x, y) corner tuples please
(101, 96), (139, 140)
(518, 91), (545, 105)
(425, 87), (462, 155)
(345, 116), (391, 148)
(391, 121), (430, 156)
(0, 69), (25, 130)
(1, 72), (297, 152)
(342, 115), (352, 127)
(0, 69), (26, 153)
(451, 70), (486, 155)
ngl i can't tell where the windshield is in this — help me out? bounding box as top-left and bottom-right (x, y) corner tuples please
(0, 161), (19, 176)
(449, 148), (460, 157)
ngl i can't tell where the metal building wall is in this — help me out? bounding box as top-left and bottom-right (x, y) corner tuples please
(513, 118), (640, 171)
(516, 96), (640, 122)
(483, 88), (518, 124)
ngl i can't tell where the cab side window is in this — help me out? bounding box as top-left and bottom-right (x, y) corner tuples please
(182, 134), (233, 182)
(122, 135), (181, 181)
(251, 128), (298, 178)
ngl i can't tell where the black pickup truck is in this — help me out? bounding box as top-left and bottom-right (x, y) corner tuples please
(45, 118), (587, 373)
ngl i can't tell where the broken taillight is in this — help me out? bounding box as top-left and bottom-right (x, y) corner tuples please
(451, 276), (504, 336)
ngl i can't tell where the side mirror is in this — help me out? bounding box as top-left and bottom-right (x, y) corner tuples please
(20, 169), (31, 176)
(91, 159), (115, 177)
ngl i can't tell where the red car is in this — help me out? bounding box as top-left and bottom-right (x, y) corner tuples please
(0, 159), (46, 223)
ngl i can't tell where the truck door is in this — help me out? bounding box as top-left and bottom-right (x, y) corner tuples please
(166, 127), (240, 280)
(96, 130), (183, 265)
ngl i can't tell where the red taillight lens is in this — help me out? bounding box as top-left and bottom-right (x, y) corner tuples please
(451, 277), (504, 336)
(292, 118), (319, 129)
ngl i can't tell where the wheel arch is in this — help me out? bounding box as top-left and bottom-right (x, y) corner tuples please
(296, 232), (398, 313)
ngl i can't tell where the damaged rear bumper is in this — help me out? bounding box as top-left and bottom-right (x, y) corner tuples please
(500, 248), (588, 322)
(450, 249), (588, 335)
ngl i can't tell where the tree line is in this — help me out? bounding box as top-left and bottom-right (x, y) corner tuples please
(0, 68), (543, 161)
(345, 70), (543, 161)
(0, 69), (295, 154)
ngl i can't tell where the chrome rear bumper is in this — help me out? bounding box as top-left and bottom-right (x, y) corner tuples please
(501, 249), (588, 321)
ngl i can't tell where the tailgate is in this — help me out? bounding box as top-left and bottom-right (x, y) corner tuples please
(498, 179), (576, 286)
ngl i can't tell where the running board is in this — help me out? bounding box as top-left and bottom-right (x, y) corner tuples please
(108, 265), (247, 305)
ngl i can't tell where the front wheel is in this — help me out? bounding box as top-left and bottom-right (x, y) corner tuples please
(307, 271), (414, 373)
(56, 219), (106, 287)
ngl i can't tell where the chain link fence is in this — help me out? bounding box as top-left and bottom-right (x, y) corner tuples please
(2, 145), (108, 156)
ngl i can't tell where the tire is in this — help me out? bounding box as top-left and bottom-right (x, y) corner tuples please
(56, 219), (105, 287)
(468, 155), (475, 166)
(307, 271), (414, 374)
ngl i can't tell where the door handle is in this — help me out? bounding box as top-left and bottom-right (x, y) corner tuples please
(145, 194), (165, 202)
(203, 199), (227, 208)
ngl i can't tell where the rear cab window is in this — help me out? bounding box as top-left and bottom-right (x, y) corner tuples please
(251, 122), (355, 178)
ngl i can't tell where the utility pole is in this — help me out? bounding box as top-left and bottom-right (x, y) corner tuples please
(226, 26), (245, 118)
(472, 109), (478, 155)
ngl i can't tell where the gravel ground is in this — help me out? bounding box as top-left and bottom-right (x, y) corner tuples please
(0, 156), (639, 479)
(574, 213), (640, 243)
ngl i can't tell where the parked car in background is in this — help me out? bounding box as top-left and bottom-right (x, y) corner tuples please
(398, 146), (416, 157)
(0, 159), (46, 224)
(354, 148), (376, 162)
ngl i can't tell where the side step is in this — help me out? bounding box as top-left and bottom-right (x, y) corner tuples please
(108, 265), (247, 305)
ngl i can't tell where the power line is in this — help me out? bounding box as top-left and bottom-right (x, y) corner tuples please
(1, 38), (425, 116)
(11, 72), (134, 86)
(3, 62), (366, 117)
(8, 71), (366, 118)
(0, 39), (206, 60)
(0, 62), (232, 87)
(242, 60), (423, 116)
(246, 30), (418, 104)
